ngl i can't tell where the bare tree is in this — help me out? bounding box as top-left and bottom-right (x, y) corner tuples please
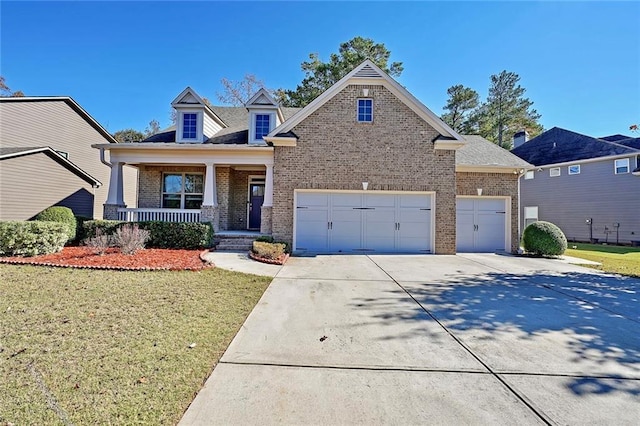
(216, 74), (267, 106)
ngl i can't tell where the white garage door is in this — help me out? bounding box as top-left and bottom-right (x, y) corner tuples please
(456, 198), (507, 252)
(295, 192), (433, 254)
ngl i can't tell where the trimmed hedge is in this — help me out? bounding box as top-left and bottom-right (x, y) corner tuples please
(252, 241), (286, 260)
(522, 221), (568, 257)
(33, 206), (77, 241)
(0, 221), (69, 257)
(82, 220), (213, 249)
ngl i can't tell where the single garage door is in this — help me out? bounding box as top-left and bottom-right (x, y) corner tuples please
(456, 198), (507, 252)
(295, 191), (433, 253)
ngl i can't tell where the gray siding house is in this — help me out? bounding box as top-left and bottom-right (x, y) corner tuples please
(512, 127), (640, 244)
(0, 97), (137, 219)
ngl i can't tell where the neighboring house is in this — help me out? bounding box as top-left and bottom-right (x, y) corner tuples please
(0, 147), (101, 219)
(511, 127), (640, 244)
(94, 60), (530, 254)
(0, 97), (137, 220)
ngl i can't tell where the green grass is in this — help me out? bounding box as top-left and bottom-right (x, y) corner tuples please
(0, 265), (271, 425)
(565, 243), (640, 277)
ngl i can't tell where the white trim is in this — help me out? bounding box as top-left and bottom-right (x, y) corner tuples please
(292, 189), (436, 254)
(246, 88), (278, 107)
(550, 167), (561, 177)
(456, 165), (527, 174)
(568, 164), (581, 175)
(435, 140), (466, 150)
(268, 60), (464, 143)
(263, 136), (297, 146)
(614, 158), (630, 174)
(177, 110), (202, 143)
(171, 86), (227, 128)
(524, 170), (534, 180)
(356, 98), (373, 123)
(161, 171), (204, 210)
(249, 110), (276, 144)
(93, 143), (273, 152)
(534, 152), (638, 169)
(456, 195), (511, 252)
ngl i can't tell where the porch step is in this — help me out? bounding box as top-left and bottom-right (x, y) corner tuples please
(213, 234), (264, 251)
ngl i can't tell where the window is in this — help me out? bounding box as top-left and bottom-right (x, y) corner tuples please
(255, 114), (270, 140)
(357, 98), (373, 122)
(162, 173), (203, 209)
(524, 170), (534, 180)
(550, 167), (560, 177)
(615, 158), (629, 174)
(182, 113), (197, 139)
(56, 151), (69, 159)
(568, 165), (580, 175)
(524, 206), (538, 228)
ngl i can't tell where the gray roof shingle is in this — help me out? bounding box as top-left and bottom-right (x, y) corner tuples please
(511, 127), (639, 166)
(456, 135), (532, 168)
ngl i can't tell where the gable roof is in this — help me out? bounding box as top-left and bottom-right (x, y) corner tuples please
(0, 146), (101, 187)
(0, 96), (118, 143)
(613, 137), (640, 150)
(171, 87), (227, 128)
(456, 135), (532, 170)
(245, 88), (278, 107)
(599, 134), (632, 142)
(267, 60), (464, 143)
(511, 127), (639, 166)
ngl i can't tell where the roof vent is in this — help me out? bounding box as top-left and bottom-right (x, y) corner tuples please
(354, 64), (381, 78)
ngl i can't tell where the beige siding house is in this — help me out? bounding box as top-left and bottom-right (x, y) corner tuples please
(96, 61), (530, 254)
(0, 97), (137, 219)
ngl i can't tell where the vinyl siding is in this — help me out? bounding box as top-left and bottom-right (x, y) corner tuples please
(203, 114), (222, 138)
(0, 100), (137, 218)
(520, 156), (640, 243)
(0, 153), (95, 219)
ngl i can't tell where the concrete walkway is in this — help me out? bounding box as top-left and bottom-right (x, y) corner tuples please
(181, 254), (639, 425)
(202, 250), (282, 277)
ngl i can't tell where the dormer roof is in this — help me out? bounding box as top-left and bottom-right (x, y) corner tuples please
(171, 86), (227, 128)
(245, 88), (284, 124)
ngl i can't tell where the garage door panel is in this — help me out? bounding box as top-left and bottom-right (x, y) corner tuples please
(296, 208), (329, 252)
(295, 192), (433, 254)
(456, 198), (507, 253)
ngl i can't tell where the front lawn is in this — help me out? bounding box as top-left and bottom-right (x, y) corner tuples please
(0, 265), (271, 424)
(565, 243), (640, 277)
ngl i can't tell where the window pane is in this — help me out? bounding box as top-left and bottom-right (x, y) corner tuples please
(162, 194), (181, 209)
(182, 113), (197, 139)
(184, 174), (203, 193)
(357, 99), (373, 122)
(185, 195), (203, 209)
(163, 174), (182, 193)
(255, 114), (270, 140)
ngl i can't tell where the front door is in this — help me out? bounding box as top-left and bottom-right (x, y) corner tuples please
(248, 183), (265, 230)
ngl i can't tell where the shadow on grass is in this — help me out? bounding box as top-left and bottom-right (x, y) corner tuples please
(351, 270), (640, 397)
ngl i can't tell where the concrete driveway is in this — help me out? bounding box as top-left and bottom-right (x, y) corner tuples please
(180, 254), (640, 425)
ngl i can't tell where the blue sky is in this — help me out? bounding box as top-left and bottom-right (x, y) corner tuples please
(2, 1), (639, 137)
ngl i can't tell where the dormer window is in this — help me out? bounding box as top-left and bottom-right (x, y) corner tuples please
(357, 98), (373, 122)
(182, 113), (198, 139)
(255, 114), (271, 140)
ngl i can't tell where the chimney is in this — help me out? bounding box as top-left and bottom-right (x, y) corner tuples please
(513, 130), (529, 148)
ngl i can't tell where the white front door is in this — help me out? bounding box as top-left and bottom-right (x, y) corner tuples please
(294, 191), (433, 254)
(456, 198), (507, 252)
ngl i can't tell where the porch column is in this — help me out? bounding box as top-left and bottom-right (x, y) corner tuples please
(200, 162), (219, 231)
(260, 163), (274, 234)
(104, 162), (125, 220)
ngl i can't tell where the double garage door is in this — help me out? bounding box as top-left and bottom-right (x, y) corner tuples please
(295, 191), (433, 253)
(456, 198), (507, 252)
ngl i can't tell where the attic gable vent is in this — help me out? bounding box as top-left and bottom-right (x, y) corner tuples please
(354, 64), (382, 78)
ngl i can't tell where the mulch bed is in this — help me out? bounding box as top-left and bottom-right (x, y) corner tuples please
(0, 246), (213, 271)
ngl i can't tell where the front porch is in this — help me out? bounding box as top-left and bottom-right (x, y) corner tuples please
(100, 145), (274, 234)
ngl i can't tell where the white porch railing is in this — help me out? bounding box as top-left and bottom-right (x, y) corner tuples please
(117, 208), (201, 223)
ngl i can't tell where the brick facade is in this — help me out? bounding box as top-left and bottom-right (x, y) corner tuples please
(456, 172), (520, 253)
(272, 84), (457, 254)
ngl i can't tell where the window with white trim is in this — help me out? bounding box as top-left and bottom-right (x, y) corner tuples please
(568, 165), (580, 175)
(550, 167), (560, 177)
(182, 113), (197, 139)
(524, 170), (534, 180)
(162, 173), (203, 209)
(255, 114), (270, 140)
(614, 158), (629, 174)
(357, 98), (373, 122)
(524, 206), (538, 228)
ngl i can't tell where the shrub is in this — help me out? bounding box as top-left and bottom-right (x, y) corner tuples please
(74, 215), (93, 243)
(112, 224), (150, 255)
(81, 220), (123, 242)
(34, 206), (77, 242)
(85, 228), (112, 255)
(252, 241), (286, 260)
(254, 235), (274, 243)
(137, 221), (213, 249)
(522, 221), (568, 257)
(0, 221), (68, 257)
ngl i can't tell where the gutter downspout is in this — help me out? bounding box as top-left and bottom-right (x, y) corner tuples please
(99, 147), (111, 167)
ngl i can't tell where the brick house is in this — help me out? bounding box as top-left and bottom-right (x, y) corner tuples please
(95, 60), (531, 254)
